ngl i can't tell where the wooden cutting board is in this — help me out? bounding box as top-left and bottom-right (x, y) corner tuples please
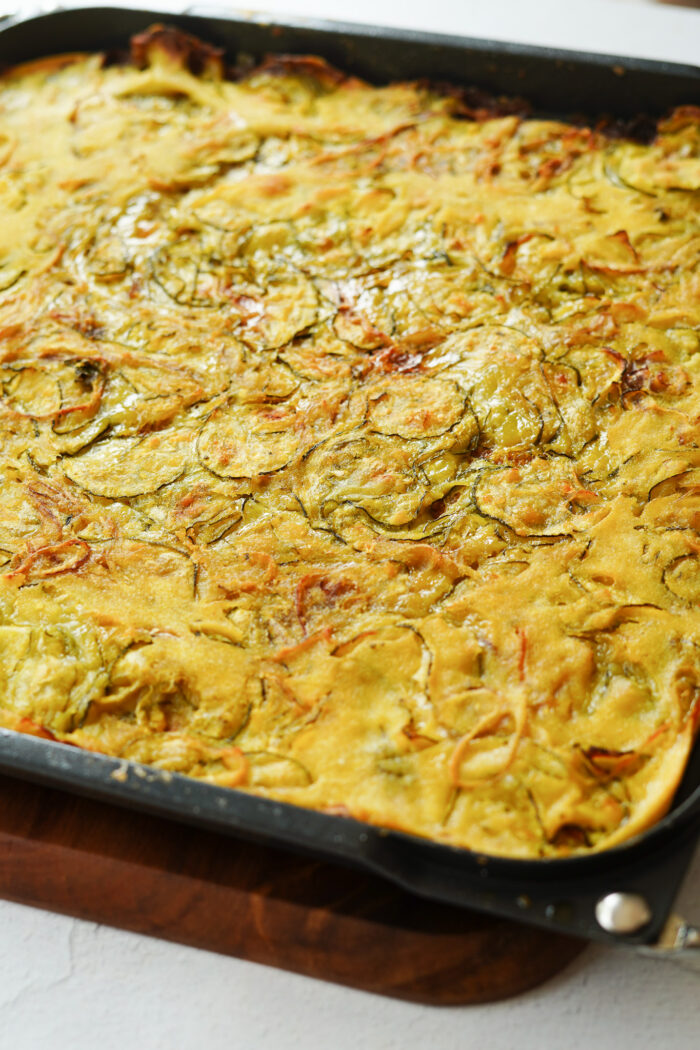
(0, 771), (584, 1004)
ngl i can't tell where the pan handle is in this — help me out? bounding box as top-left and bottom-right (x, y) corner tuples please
(637, 914), (700, 973)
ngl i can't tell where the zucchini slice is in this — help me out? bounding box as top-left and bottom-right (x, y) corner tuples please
(62, 432), (189, 497)
(301, 434), (432, 528)
(151, 233), (318, 348)
(197, 402), (303, 478)
(473, 457), (590, 536)
(366, 376), (467, 438)
(663, 555), (700, 603)
(1, 357), (105, 422)
(429, 326), (560, 450)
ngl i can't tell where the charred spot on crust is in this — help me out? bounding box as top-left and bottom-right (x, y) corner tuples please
(428, 80), (531, 121)
(596, 112), (659, 144)
(130, 24), (225, 78)
(100, 47), (131, 70)
(549, 824), (592, 849)
(75, 359), (102, 385)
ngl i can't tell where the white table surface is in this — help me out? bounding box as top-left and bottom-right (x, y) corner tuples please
(1, 0), (699, 1046)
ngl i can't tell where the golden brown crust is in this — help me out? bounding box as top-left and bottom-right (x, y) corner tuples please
(0, 29), (698, 858)
(249, 52), (360, 88)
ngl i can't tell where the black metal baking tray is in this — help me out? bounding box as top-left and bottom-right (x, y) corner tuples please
(0, 4), (698, 954)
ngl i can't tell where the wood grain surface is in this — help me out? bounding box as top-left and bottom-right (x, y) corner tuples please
(0, 772), (585, 1004)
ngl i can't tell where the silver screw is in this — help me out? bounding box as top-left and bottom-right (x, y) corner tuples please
(595, 892), (653, 935)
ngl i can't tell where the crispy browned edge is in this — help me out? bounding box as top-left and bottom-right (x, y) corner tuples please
(122, 25), (689, 141)
(2, 22), (687, 141)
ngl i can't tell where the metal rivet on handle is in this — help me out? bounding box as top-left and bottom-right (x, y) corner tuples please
(595, 892), (653, 935)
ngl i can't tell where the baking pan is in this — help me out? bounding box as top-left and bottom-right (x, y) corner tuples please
(0, 4), (699, 963)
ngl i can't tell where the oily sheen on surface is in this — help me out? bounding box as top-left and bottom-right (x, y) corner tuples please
(0, 27), (698, 858)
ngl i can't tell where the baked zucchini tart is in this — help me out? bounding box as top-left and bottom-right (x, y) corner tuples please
(0, 25), (698, 858)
